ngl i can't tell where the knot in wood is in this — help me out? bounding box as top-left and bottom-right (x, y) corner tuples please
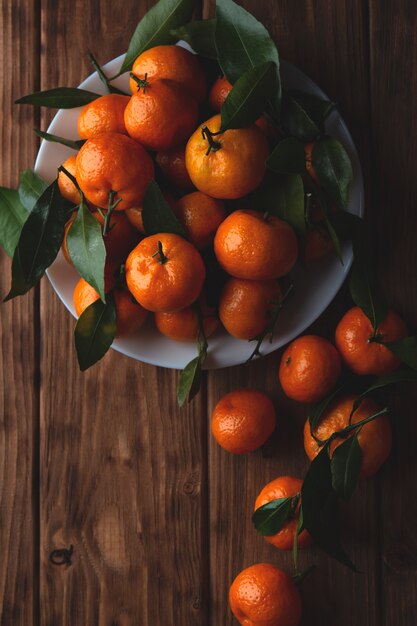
(49, 544), (74, 566)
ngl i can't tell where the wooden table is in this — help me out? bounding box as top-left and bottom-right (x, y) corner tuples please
(1, 0), (417, 624)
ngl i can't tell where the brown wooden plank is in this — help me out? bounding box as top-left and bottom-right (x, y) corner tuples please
(369, 2), (417, 624)
(206, 1), (382, 624)
(39, 1), (208, 624)
(0, 1), (40, 624)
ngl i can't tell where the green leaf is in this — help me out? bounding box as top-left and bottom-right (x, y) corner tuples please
(4, 180), (71, 299)
(385, 336), (417, 372)
(215, 0), (280, 88)
(142, 179), (187, 237)
(301, 445), (357, 570)
(282, 93), (320, 142)
(351, 369), (417, 417)
(66, 201), (107, 302)
(177, 353), (204, 407)
(220, 62), (276, 131)
(311, 137), (353, 209)
(270, 174), (305, 235)
(74, 292), (116, 371)
(19, 170), (48, 211)
(0, 188), (28, 257)
(331, 433), (362, 501)
(293, 506), (304, 569)
(267, 137), (306, 175)
(328, 211), (363, 241)
(252, 496), (295, 536)
(309, 383), (345, 436)
(35, 129), (85, 151)
(349, 260), (387, 333)
(171, 19), (217, 59)
(119, 0), (197, 74)
(287, 90), (335, 131)
(16, 87), (100, 109)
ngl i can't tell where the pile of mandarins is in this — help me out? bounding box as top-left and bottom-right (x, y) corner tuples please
(58, 44), (321, 344)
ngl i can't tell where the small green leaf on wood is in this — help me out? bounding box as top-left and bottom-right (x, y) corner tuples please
(385, 336), (417, 372)
(351, 369), (417, 417)
(311, 137), (353, 209)
(220, 62), (276, 131)
(171, 19), (217, 59)
(16, 87), (100, 108)
(177, 353), (204, 407)
(267, 137), (306, 175)
(5, 180), (71, 299)
(74, 292), (116, 371)
(252, 496), (296, 536)
(35, 129), (85, 151)
(19, 170), (48, 211)
(119, 0), (197, 74)
(301, 445), (357, 570)
(331, 433), (362, 501)
(0, 188), (28, 258)
(66, 200), (107, 302)
(142, 179), (187, 237)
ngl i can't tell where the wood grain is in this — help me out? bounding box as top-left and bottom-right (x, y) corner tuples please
(369, 1), (417, 624)
(0, 1), (40, 624)
(39, 1), (208, 624)
(206, 1), (382, 625)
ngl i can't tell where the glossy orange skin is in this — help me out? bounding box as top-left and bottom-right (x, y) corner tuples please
(303, 227), (334, 263)
(211, 389), (276, 454)
(254, 476), (312, 551)
(125, 79), (198, 152)
(129, 45), (207, 103)
(63, 210), (139, 265)
(76, 132), (154, 210)
(154, 302), (218, 342)
(229, 563), (302, 626)
(335, 306), (408, 376)
(219, 278), (281, 340)
(174, 191), (226, 250)
(58, 155), (80, 205)
(304, 394), (392, 477)
(77, 94), (130, 139)
(279, 335), (342, 404)
(125, 233), (206, 313)
(209, 77), (269, 134)
(214, 210), (298, 280)
(125, 193), (177, 235)
(305, 142), (318, 184)
(186, 115), (269, 200)
(74, 278), (148, 337)
(156, 144), (194, 191)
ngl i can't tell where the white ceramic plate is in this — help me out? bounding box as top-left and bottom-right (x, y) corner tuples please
(36, 52), (363, 370)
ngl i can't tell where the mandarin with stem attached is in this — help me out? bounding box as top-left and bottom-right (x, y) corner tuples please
(254, 476), (312, 551)
(335, 306), (408, 376)
(185, 115), (269, 200)
(304, 394), (392, 477)
(125, 78), (198, 151)
(129, 45), (206, 103)
(125, 233), (206, 313)
(214, 209), (298, 280)
(76, 131), (154, 210)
